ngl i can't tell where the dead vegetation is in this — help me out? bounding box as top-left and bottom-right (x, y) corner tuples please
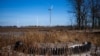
(0, 28), (100, 48)
(0, 27), (100, 56)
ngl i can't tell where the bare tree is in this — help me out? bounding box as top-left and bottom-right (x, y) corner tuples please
(89, 0), (100, 28)
(67, 0), (100, 29)
(94, 0), (100, 28)
(68, 0), (88, 29)
(80, 0), (89, 29)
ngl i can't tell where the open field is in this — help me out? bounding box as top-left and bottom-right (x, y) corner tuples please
(0, 27), (100, 46)
(0, 27), (100, 56)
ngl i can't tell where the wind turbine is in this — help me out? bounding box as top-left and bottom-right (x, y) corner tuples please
(48, 5), (53, 26)
(36, 16), (39, 27)
(17, 19), (19, 28)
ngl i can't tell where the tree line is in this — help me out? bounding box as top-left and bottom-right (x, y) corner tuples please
(68, 0), (100, 29)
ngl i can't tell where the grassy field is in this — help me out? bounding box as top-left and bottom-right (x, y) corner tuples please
(0, 27), (100, 56)
(0, 27), (100, 48)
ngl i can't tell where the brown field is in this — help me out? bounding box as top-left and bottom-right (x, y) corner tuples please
(0, 27), (100, 56)
(0, 27), (100, 48)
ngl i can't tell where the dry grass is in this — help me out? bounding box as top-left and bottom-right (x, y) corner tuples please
(0, 28), (100, 56)
(0, 28), (100, 48)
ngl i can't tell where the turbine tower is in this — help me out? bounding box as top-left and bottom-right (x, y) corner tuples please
(17, 19), (19, 27)
(36, 16), (38, 27)
(48, 5), (53, 26)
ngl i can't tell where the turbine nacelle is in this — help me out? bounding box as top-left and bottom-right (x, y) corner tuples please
(48, 5), (53, 10)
